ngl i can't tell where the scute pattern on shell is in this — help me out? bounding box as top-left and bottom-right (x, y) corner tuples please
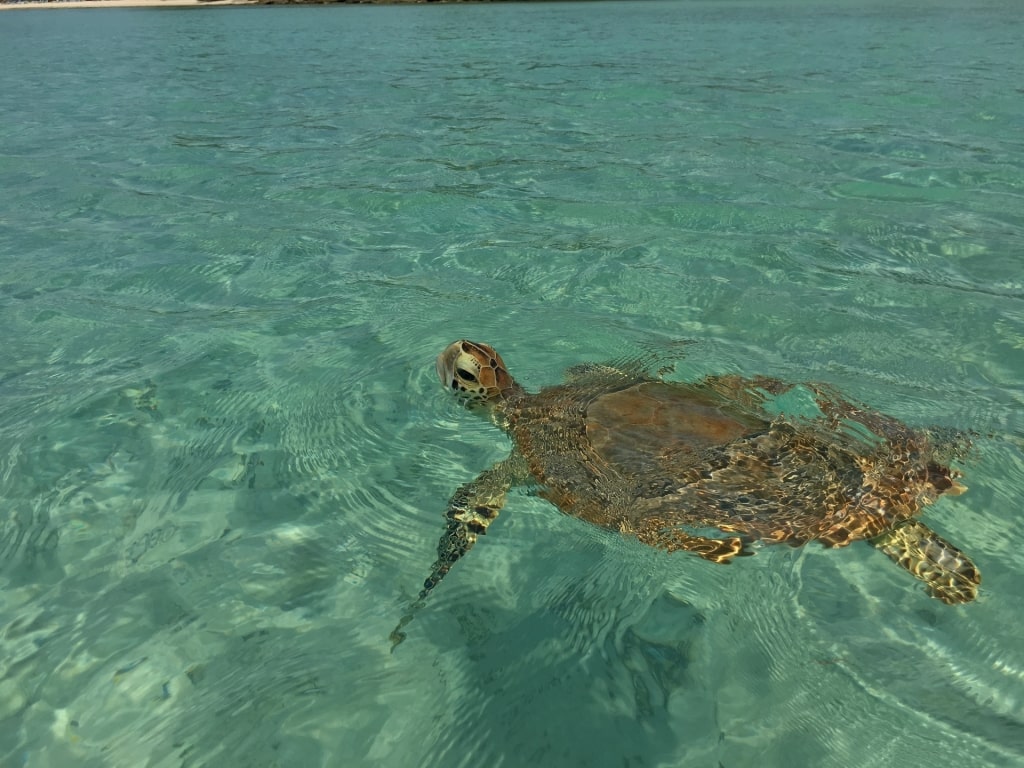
(503, 367), (966, 553)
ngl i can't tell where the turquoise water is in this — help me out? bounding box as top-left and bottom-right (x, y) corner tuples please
(1, 1), (1023, 765)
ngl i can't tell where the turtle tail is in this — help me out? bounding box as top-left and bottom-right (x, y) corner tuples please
(870, 519), (980, 604)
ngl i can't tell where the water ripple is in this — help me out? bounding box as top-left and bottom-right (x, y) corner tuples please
(1, 3), (1023, 767)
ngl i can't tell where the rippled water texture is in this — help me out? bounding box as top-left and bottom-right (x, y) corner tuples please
(1, 1), (1023, 766)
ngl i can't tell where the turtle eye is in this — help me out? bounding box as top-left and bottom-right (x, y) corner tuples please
(456, 369), (478, 383)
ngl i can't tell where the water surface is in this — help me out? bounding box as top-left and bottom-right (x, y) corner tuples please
(1, 1), (1023, 766)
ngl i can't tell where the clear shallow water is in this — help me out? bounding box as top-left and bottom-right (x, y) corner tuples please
(1, 0), (1023, 765)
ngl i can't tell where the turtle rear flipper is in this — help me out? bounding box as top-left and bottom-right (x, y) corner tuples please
(870, 520), (981, 604)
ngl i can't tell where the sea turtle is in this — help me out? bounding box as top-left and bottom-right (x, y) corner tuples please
(392, 340), (980, 644)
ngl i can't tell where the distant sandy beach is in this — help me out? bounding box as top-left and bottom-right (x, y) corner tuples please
(2, 0), (511, 9)
(0, 0), (259, 9)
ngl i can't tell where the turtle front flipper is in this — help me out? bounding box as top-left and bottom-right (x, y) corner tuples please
(390, 453), (529, 648)
(870, 519), (981, 604)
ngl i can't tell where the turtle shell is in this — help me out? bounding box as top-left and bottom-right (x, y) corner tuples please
(585, 381), (767, 476)
(502, 370), (957, 549)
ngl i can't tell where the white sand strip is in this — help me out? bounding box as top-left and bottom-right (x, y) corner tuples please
(1, 0), (258, 10)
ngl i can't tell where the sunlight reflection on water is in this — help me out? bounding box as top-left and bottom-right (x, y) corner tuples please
(1, 1), (1023, 766)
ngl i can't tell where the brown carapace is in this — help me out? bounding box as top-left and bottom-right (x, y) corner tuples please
(391, 340), (980, 646)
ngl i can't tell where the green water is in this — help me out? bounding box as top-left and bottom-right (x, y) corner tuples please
(1, 1), (1022, 766)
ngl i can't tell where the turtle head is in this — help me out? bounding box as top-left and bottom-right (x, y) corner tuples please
(436, 340), (516, 406)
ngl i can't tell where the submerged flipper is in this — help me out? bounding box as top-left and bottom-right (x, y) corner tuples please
(870, 519), (981, 604)
(390, 453), (528, 649)
(634, 523), (750, 563)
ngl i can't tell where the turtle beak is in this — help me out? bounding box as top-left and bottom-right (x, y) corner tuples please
(436, 341), (469, 395)
(436, 345), (454, 388)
